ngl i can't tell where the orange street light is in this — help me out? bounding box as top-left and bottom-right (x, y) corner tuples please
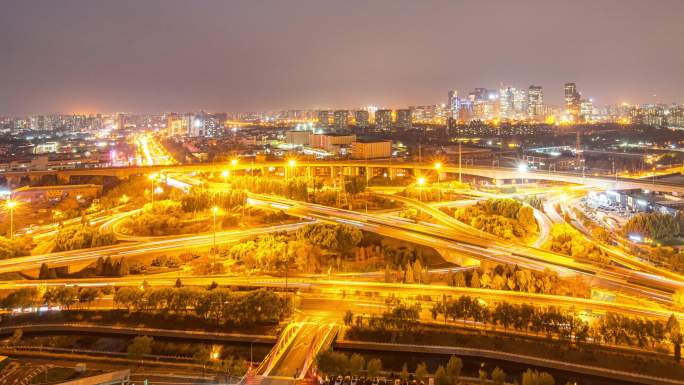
(5, 199), (17, 239)
(148, 174), (159, 206)
(287, 158), (297, 179)
(434, 162), (443, 200)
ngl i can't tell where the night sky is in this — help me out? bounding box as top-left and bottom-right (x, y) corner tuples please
(1, 0), (683, 115)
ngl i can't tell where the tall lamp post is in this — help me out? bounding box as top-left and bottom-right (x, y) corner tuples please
(231, 158), (238, 177)
(417, 177), (426, 202)
(458, 141), (462, 184)
(287, 158), (297, 179)
(148, 173), (158, 207)
(6, 200), (17, 239)
(434, 162), (442, 200)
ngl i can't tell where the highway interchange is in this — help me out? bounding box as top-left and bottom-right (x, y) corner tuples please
(3, 153), (684, 384)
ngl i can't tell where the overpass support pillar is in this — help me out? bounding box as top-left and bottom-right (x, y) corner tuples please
(6, 176), (21, 188)
(56, 172), (70, 185)
(388, 167), (396, 180)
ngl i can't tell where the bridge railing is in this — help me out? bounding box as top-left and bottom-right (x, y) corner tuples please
(298, 323), (340, 380)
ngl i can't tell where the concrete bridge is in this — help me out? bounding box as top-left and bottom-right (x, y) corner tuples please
(240, 321), (339, 385)
(3, 160), (684, 193)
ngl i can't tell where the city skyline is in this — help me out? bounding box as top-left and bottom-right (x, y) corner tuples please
(1, 0), (684, 115)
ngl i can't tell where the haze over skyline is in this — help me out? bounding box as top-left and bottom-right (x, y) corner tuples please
(1, 0), (683, 115)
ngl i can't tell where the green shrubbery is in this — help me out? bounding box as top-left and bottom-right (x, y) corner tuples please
(547, 223), (609, 264)
(227, 223), (363, 273)
(445, 263), (590, 297)
(0, 236), (32, 259)
(623, 212), (679, 242)
(455, 198), (537, 240)
(53, 225), (116, 252)
(113, 287), (293, 327)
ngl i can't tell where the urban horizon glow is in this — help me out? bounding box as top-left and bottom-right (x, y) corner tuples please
(1, 0), (683, 115)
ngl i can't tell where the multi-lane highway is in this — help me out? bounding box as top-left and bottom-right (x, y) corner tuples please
(0, 222), (305, 274)
(247, 193), (684, 304)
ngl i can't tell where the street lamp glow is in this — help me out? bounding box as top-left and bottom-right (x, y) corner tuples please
(434, 162), (442, 170)
(231, 158), (238, 166)
(288, 159), (297, 167)
(148, 173), (158, 181)
(517, 163), (528, 173)
(5, 199), (17, 239)
(417, 177), (426, 186)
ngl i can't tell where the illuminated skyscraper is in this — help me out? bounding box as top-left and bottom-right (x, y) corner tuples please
(499, 87), (514, 120)
(166, 113), (188, 136)
(580, 99), (594, 122)
(317, 110), (331, 126)
(354, 110), (370, 128)
(512, 88), (527, 119)
(375, 109), (393, 131)
(396, 109), (412, 129)
(447, 90), (458, 118)
(527, 85), (544, 121)
(333, 110), (349, 130)
(564, 82), (581, 121)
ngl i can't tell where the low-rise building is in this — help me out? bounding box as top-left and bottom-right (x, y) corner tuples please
(310, 133), (356, 153)
(12, 184), (102, 204)
(350, 140), (391, 159)
(284, 130), (312, 146)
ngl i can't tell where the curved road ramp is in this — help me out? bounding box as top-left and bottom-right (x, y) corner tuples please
(55, 369), (130, 385)
(239, 321), (339, 385)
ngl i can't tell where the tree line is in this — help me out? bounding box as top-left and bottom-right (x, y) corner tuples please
(444, 263), (590, 298)
(622, 212), (680, 242)
(345, 295), (682, 361)
(1, 285), (294, 329)
(316, 351), (557, 385)
(227, 223), (363, 273)
(228, 176), (309, 202)
(180, 188), (247, 213)
(1, 286), (105, 310)
(114, 286), (293, 327)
